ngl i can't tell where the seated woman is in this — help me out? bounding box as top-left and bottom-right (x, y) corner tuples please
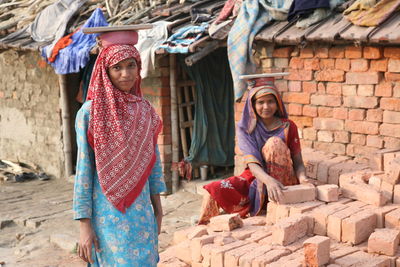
(198, 75), (308, 224)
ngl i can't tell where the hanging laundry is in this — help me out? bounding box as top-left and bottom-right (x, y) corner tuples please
(158, 23), (208, 54)
(42, 8), (108, 75)
(227, 0), (289, 101)
(136, 21), (171, 78)
(288, 0), (331, 22)
(215, 0), (243, 24)
(344, 0), (400, 27)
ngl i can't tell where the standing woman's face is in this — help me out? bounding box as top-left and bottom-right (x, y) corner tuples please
(108, 58), (138, 92)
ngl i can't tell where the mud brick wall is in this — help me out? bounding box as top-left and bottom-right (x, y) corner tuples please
(234, 44), (400, 175)
(141, 54), (172, 191)
(0, 49), (63, 178)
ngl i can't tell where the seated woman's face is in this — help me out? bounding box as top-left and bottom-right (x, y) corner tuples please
(108, 58), (138, 92)
(254, 94), (278, 120)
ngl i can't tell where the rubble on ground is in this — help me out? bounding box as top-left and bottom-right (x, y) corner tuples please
(158, 147), (400, 267)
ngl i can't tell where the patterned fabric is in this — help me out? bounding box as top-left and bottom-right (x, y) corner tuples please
(158, 23), (208, 53)
(73, 101), (166, 266)
(227, 0), (286, 101)
(215, 0), (242, 24)
(344, 0), (400, 27)
(200, 135), (299, 222)
(87, 44), (162, 213)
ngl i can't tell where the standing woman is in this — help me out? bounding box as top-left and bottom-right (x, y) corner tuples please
(73, 29), (166, 266)
(198, 74), (308, 224)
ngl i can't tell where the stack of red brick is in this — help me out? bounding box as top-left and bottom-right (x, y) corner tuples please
(234, 45), (400, 175)
(159, 148), (400, 267)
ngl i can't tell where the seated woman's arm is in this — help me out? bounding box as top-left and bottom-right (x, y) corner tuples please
(292, 153), (307, 183)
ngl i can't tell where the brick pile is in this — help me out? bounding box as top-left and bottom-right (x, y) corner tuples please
(234, 45), (400, 175)
(159, 148), (400, 267)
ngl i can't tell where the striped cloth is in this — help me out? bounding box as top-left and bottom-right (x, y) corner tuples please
(227, 0), (287, 101)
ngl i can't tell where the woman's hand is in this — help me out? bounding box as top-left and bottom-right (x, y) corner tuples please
(155, 211), (163, 235)
(78, 219), (100, 264)
(150, 194), (163, 235)
(263, 176), (284, 203)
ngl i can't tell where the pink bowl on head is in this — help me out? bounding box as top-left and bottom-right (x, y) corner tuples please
(99, 31), (138, 47)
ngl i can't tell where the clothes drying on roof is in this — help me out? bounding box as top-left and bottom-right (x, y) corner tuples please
(158, 23), (208, 54)
(42, 8), (108, 75)
(215, 0), (243, 24)
(288, 0), (331, 21)
(227, 0), (289, 101)
(344, 0), (400, 27)
(136, 21), (170, 78)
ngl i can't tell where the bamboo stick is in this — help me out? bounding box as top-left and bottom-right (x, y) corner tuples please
(58, 74), (73, 178)
(169, 54), (180, 193)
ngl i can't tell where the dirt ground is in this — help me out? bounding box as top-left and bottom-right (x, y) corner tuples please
(0, 178), (206, 267)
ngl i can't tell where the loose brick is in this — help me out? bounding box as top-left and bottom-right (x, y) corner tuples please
(381, 181), (394, 203)
(272, 215), (313, 246)
(380, 97), (400, 111)
(317, 156), (350, 183)
(386, 209), (400, 229)
(394, 185), (400, 204)
(304, 58), (320, 70)
(351, 59), (369, 72)
(348, 109), (366, 121)
(231, 225), (260, 240)
(158, 257), (190, 267)
(288, 80), (302, 92)
(246, 229), (272, 243)
(315, 47), (329, 58)
(342, 84), (357, 96)
(346, 72), (381, 84)
(328, 162), (370, 185)
(370, 59), (388, 72)
(385, 72), (400, 81)
(383, 110), (400, 124)
(345, 46), (362, 58)
(335, 58), (350, 71)
(364, 47), (382, 59)
(384, 157), (400, 185)
(366, 109), (383, 122)
(320, 58), (335, 69)
(313, 202), (347, 235)
(384, 47), (400, 59)
(279, 184), (316, 204)
(242, 216), (265, 226)
(351, 133), (366, 145)
(289, 57), (304, 69)
(380, 123), (400, 138)
(269, 251), (303, 267)
(174, 240), (192, 264)
(314, 118), (344, 131)
(237, 245), (273, 267)
(368, 175), (382, 190)
(327, 206), (363, 241)
(190, 235), (215, 263)
(334, 250), (390, 266)
(275, 204), (290, 221)
(300, 47), (314, 58)
(343, 95), (378, 109)
(315, 70), (345, 82)
(317, 184), (339, 202)
(187, 225), (208, 240)
(303, 105), (318, 117)
(210, 240), (247, 267)
(272, 47), (293, 58)
(344, 120), (379, 135)
(304, 236), (330, 267)
(358, 84), (374, 96)
(287, 70), (313, 81)
(333, 107), (348, 120)
(375, 82), (393, 97)
(209, 214), (243, 232)
(368, 228), (400, 256)
(329, 47), (345, 58)
(339, 174), (387, 206)
(251, 249), (291, 266)
(329, 245), (359, 263)
(289, 201), (325, 215)
(282, 92), (310, 104)
(174, 227), (196, 244)
(342, 210), (377, 245)
(223, 242), (259, 267)
(366, 135), (384, 148)
(266, 201), (278, 225)
(373, 205), (399, 228)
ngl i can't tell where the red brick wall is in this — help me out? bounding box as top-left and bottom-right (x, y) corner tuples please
(234, 44), (400, 175)
(141, 54), (172, 190)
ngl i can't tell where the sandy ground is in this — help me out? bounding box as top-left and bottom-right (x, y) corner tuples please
(0, 178), (205, 267)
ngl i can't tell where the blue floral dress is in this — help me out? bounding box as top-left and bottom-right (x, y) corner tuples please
(73, 101), (166, 267)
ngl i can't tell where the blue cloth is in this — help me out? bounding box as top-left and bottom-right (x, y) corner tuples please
(227, 0), (286, 101)
(158, 23), (208, 53)
(73, 101), (166, 267)
(42, 8), (108, 74)
(288, 0), (331, 21)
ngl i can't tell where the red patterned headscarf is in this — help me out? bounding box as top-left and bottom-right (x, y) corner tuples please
(87, 44), (162, 213)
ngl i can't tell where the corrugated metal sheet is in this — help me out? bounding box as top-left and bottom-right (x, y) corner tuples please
(368, 14), (400, 44)
(305, 13), (351, 43)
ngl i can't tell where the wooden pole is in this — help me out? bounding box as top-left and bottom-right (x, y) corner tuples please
(58, 74), (73, 179)
(170, 54), (180, 193)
